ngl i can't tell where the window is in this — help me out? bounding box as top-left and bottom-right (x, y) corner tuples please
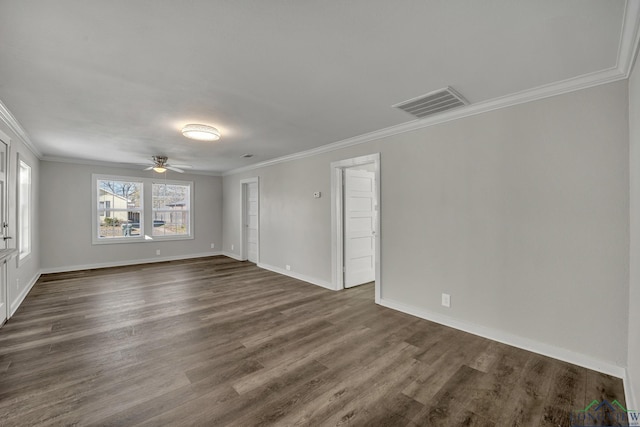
(95, 178), (143, 240)
(92, 174), (193, 244)
(96, 179), (143, 239)
(18, 159), (31, 260)
(152, 182), (190, 237)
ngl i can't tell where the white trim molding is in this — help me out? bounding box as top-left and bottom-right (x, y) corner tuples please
(257, 262), (334, 290)
(40, 252), (222, 274)
(9, 271), (40, 317)
(0, 3), (637, 177)
(224, 67), (627, 177)
(224, 1), (640, 178)
(620, 0), (640, 78)
(379, 297), (626, 379)
(624, 369), (638, 415)
(42, 156), (222, 176)
(222, 251), (244, 261)
(0, 99), (42, 158)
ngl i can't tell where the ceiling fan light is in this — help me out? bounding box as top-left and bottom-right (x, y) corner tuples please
(153, 166), (167, 173)
(182, 124), (220, 141)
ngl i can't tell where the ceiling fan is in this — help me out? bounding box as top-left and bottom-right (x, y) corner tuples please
(143, 156), (192, 173)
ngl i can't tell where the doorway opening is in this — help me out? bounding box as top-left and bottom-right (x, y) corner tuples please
(240, 177), (259, 264)
(331, 153), (380, 303)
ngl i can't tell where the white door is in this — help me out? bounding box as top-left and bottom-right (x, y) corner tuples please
(245, 182), (258, 263)
(0, 140), (8, 324)
(344, 168), (375, 288)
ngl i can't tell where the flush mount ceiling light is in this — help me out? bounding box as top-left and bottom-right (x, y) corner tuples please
(181, 124), (220, 141)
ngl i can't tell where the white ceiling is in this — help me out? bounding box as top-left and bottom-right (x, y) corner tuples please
(0, 1), (634, 174)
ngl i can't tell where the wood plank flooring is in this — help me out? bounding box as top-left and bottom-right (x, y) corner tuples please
(0, 256), (628, 426)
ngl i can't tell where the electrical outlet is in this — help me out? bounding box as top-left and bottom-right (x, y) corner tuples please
(285, 265), (291, 271)
(231, 244), (234, 251)
(441, 293), (451, 308)
(156, 249), (161, 256)
(210, 243), (215, 249)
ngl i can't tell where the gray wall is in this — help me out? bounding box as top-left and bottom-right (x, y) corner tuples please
(629, 53), (640, 407)
(40, 161), (222, 271)
(223, 80), (630, 367)
(224, 158), (337, 282)
(0, 123), (41, 315)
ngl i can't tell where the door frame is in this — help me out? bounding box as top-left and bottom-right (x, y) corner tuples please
(0, 130), (9, 324)
(240, 177), (259, 263)
(331, 153), (381, 302)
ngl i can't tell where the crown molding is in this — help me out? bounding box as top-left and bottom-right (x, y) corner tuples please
(223, 67), (626, 176)
(223, 1), (640, 177)
(42, 156), (149, 170)
(619, 0), (640, 77)
(2, 2), (639, 176)
(41, 156), (222, 176)
(0, 99), (42, 158)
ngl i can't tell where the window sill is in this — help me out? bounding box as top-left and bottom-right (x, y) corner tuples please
(92, 235), (194, 245)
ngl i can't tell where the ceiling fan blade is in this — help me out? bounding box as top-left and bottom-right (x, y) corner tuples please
(169, 164), (193, 169)
(143, 166), (154, 171)
(166, 166), (184, 173)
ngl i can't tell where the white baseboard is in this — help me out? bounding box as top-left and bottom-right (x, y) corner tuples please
(379, 297), (626, 379)
(625, 369), (638, 411)
(40, 252), (223, 274)
(10, 271), (40, 318)
(257, 262), (335, 290)
(222, 251), (245, 261)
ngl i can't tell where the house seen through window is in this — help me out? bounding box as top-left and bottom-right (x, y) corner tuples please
(93, 174), (194, 243)
(97, 179), (143, 239)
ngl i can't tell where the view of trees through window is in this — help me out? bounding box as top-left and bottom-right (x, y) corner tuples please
(95, 176), (193, 241)
(97, 179), (142, 238)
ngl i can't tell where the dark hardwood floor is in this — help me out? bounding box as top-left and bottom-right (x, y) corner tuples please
(0, 256), (627, 426)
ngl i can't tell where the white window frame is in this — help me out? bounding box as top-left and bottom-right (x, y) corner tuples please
(92, 174), (194, 245)
(151, 179), (193, 239)
(92, 174), (144, 244)
(17, 156), (32, 263)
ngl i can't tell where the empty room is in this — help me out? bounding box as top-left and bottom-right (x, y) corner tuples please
(1, 1), (639, 426)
